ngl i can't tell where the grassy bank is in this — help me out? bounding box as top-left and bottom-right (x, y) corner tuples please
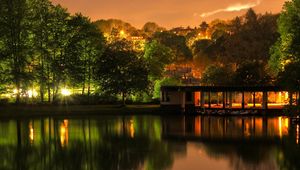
(0, 104), (163, 118)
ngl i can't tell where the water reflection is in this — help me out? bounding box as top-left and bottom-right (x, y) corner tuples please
(0, 115), (299, 170)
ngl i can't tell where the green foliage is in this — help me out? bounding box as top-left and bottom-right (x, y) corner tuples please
(153, 78), (180, 99)
(94, 19), (137, 35)
(144, 40), (175, 80)
(0, 0), (32, 103)
(152, 31), (193, 61)
(234, 61), (271, 85)
(223, 9), (278, 65)
(270, 0), (300, 79)
(65, 14), (105, 95)
(277, 61), (300, 91)
(192, 39), (215, 71)
(142, 22), (165, 35)
(95, 39), (149, 104)
(201, 65), (234, 86)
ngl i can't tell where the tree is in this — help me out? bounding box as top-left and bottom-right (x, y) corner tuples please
(65, 14), (105, 97)
(199, 21), (209, 37)
(142, 22), (165, 35)
(201, 65), (234, 86)
(144, 40), (174, 80)
(192, 39), (215, 72)
(28, 0), (53, 103)
(153, 78), (180, 99)
(233, 61), (271, 85)
(95, 40), (149, 105)
(277, 61), (300, 91)
(46, 5), (71, 102)
(0, 0), (31, 103)
(152, 31), (193, 61)
(220, 9), (278, 68)
(269, 0), (300, 76)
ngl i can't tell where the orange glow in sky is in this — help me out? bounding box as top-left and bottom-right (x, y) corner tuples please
(51, 0), (286, 28)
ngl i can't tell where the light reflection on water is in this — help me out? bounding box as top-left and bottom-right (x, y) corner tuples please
(0, 115), (299, 170)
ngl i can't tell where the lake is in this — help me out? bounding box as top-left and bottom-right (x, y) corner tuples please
(0, 115), (299, 170)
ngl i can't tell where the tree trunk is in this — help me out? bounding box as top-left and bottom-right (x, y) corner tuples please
(47, 66), (51, 103)
(87, 65), (91, 103)
(16, 81), (21, 104)
(122, 92), (126, 106)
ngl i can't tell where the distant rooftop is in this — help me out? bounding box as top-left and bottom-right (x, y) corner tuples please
(161, 85), (289, 92)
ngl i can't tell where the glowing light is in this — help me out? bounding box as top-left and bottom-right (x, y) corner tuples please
(29, 123), (34, 143)
(279, 117), (289, 138)
(130, 119), (135, 138)
(61, 88), (71, 96)
(60, 120), (69, 147)
(27, 90), (38, 98)
(13, 89), (19, 94)
(297, 124), (299, 144)
(279, 117), (282, 138)
(120, 30), (125, 36)
(285, 92), (289, 101)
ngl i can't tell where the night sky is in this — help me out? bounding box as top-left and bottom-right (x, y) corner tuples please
(51, 0), (286, 28)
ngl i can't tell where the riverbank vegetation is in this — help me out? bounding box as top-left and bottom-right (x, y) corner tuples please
(0, 0), (299, 105)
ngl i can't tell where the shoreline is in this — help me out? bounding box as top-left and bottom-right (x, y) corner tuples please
(0, 104), (291, 119)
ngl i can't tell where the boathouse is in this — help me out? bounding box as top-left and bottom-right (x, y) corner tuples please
(160, 86), (299, 111)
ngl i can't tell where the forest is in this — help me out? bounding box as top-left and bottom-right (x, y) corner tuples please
(0, 0), (299, 104)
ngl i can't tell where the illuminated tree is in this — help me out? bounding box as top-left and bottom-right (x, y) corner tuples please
(0, 0), (31, 103)
(144, 40), (174, 80)
(95, 40), (149, 105)
(28, 0), (53, 102)
(269, 0), (300, 75)
(142, 22), (165, 36)
(65, 14), (105, 97)
(201, 65), (234, 86)
(152, 31), (193, 61)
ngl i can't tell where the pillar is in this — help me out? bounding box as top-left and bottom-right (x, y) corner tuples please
(289, 92), (293, 106)
(297, 91), (300, 106)
(242, 91), (245, 109)
(262, 91), (268, 110)
(229, 92), (233, 109)
(181, 92), (186, 111)
(223, 91), (226, 109)
(253, 92), (256, 108)
(208, 91), (211, 109)
(200, 91), (205, 108)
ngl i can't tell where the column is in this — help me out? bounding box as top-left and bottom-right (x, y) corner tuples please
(200, 91), (205, 108)
(181, 92), (186, 111)
(262, 91), (268, 110)
(223, 91), (226, 109)
(289, 92), (293, 106)
(242, 91), (245, 109)
(253, 92), (256, 108)
(208, 91), (211, 109)
(229, 92), (233, 109)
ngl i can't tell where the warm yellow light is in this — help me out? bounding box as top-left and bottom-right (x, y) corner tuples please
(130, 119), (135, 138)
(27, 90), (38, 98)
(61, 88), (71, 96)
(297, 124), (299, 144)
(13, 89), (18, 94)
(60, 120), (69, 147)
(120, 30), (125, 36)
(279, 117), (282, 138)
(29, 123), (34, 143)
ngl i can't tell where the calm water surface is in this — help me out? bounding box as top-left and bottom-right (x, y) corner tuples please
(0, 115), (299, 170)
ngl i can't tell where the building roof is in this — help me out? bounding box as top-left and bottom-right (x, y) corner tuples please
(161, 85), (290, 92)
